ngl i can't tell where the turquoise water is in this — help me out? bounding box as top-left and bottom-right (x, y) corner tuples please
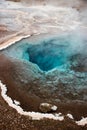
(26, 40), (70, 71)
(1, 34), (87, 105)
(1, 34), (87, 72)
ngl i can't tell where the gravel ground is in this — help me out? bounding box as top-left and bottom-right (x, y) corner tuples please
(0, 0), (87, 129)
(0, 89), (87, 130)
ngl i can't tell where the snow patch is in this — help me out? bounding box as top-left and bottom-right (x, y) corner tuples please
(0, 35), (30, 51)
(14, 100), (20, 106)
(51, 105), (57, 111)
(0, 80), (87, 125)
(0, 80), (64, 121)
(67, 114), (74, 119)
(76, 117), (87, 126)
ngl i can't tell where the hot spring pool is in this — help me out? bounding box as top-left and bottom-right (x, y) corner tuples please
(1, 33), (87, 73)
(0, 33), (87, 106)
(23, 39), (70, 71)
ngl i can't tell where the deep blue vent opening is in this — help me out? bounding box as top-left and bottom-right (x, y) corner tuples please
(25, 41), (70, 71)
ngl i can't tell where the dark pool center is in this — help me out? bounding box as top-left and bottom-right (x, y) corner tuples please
(25, 40), (70, 71)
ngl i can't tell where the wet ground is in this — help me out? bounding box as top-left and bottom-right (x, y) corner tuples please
(0, 33), (87, 119)
(0, 0), (87, 129)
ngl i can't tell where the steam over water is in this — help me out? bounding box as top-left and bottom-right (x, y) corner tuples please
(1, 33), (87, 72)
(0, 33), (87, 106)
(0, 1), (87, 126)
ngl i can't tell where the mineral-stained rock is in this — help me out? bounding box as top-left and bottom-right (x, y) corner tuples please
(39, 103), (57, 113)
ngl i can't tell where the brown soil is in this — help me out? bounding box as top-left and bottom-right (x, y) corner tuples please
(0, 2), (87, 128)
(0, 84), (87, 130)
(0, 54), (87, 123)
